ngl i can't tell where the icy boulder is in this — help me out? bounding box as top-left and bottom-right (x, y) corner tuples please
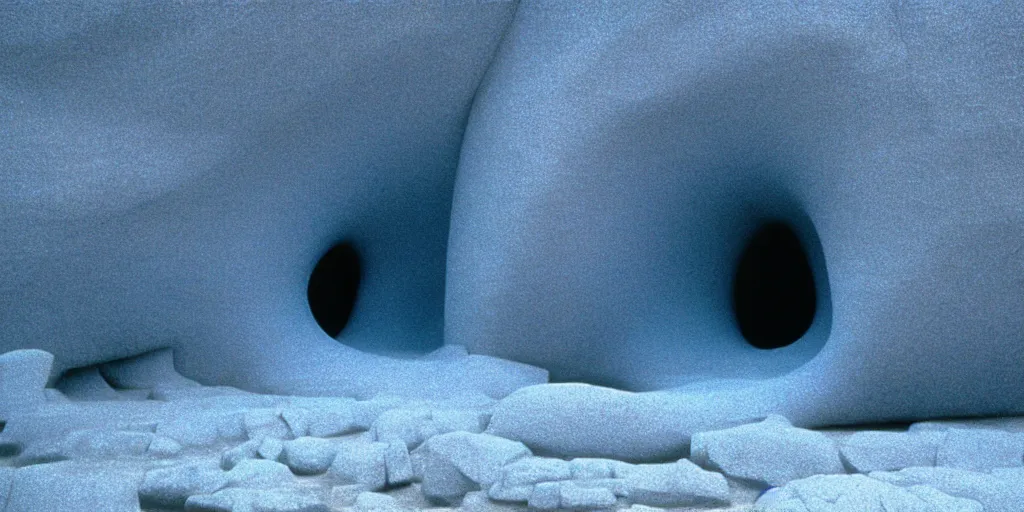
(415, 432), (531, 505)
(754, 474), (982, 512)
(690, 416), (845, 487)
(840, 431), (940, 473)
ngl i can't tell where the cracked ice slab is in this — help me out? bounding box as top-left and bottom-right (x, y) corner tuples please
(754, 474), (981, 512)
(690, 415), (845, 487)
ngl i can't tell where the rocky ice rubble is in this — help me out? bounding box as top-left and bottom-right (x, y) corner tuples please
(1, 349), (1024, 511)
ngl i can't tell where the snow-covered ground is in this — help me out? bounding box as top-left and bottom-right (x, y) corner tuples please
(2, 348), (1023, 511)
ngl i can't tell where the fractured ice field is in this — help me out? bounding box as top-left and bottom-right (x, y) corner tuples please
(1, 1), (1023, 511)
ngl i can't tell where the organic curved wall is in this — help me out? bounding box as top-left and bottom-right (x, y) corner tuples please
(1, 2), (1022, 457)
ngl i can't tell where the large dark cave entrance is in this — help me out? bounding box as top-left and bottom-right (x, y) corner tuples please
(308, 242), (361, 338)
(733, 221), (817, 349)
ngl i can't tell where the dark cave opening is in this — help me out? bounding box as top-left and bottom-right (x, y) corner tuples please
(308, 242), (361, 338)
(733, 221), (817, 349)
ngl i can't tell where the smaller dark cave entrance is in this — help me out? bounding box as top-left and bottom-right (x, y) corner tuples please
(733, 221), (817, 349)
(308, 242), (361, 338)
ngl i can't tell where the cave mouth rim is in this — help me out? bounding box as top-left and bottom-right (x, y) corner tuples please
(732, 219), (819, 351)
(307, 241), (362, 339)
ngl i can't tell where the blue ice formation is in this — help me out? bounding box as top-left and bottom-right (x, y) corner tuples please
(2, 2), (1023, 461)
